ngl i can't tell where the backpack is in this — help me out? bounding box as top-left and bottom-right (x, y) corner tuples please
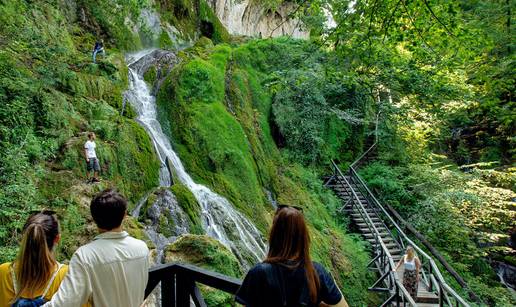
(10, 263), (63, 307)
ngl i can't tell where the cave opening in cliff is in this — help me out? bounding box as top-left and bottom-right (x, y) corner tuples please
(200, 21), (214, 39)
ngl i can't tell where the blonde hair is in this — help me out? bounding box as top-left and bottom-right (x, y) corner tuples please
(406, 245), (415, 260)
(13, 213), (59, 301)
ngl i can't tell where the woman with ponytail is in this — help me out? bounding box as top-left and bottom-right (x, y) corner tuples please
(0, 212), (87, 307)
(236, 205), (349, 307)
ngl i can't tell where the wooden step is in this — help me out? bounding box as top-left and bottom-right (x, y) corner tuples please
(352, 216), (381, 223)
(392, 271), (440, 304)
(360, 227), (388, 235)
(388, 249), (402, 255)
(357, 222), (383, 227)
(366, 237), (395, 244)
(416, 290), (439, 304)
(385, 242), (399, 249)
(363, 232), (390, 238)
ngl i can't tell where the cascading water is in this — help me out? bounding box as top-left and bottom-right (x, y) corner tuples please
(125, 50), (266, 269)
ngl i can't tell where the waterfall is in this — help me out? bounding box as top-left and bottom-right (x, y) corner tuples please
(124, 50), (266, 269)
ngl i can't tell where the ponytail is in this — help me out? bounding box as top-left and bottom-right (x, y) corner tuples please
(13, 213), (59, 300)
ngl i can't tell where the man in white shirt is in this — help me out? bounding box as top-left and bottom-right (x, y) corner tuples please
(84, 132), (100, 183)
(44, 189), (150, 307)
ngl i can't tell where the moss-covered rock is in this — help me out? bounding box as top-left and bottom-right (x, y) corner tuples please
(165, 234), (241, 306)
(170, 184), (203, 234)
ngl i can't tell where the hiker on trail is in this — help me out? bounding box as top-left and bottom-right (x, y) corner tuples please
(43, 189), (150, 307)
(0, 211), (89, 307)
(84, 132), (100, 183)
(92, 40), (105, 63)
(236, 205), (349, 307)
(393, 245), (421, 300)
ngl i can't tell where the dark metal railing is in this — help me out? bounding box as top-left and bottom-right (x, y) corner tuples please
(145, 262), (241, 307)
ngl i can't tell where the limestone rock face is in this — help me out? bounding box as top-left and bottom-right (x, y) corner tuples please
(207, 0), (308, 38)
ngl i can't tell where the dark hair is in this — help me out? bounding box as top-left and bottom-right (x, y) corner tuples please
(14, 213), (59, 300)
(91, 189), (127, 230)
(265, 206), (320, 304)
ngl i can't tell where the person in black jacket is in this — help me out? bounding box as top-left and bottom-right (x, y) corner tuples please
(236, 205), (349, 307)
(92, 40), (105, 63)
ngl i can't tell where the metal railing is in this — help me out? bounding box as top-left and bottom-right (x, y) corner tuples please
(330, 161), (417, 306)
(145, 262), (241, 307)
(328, 109), (473, 306)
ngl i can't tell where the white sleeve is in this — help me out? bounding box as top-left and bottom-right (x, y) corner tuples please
(84, 142), (88, 149)
(43, 253), (92, 306)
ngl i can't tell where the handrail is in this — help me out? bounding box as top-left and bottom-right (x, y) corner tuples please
(145, 262), (241, 306)
(340, 108), (474, 306)
(331, 161), (417, 306)
(349, 168), (471, 306)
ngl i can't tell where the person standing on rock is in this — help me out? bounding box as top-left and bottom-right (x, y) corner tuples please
(393, 245), (421, 300)
(92, 39), (105, 63)
(43, 189), (150, 307)
(84, 132), (100, 183)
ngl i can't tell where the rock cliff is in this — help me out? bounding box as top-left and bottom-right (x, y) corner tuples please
(207, 0), (308, 38)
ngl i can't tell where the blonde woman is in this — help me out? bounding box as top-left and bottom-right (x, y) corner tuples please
(0, 211), (89, 307)
(393, 246), (421, 300)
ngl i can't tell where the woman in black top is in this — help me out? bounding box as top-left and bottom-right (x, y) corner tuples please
(236, 206), (349, 307)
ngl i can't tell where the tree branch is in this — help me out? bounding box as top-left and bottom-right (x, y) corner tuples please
(422, 0), (455, 37)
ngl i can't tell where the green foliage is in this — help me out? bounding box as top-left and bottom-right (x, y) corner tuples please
(360, 158), (516, 305)
(320, 0), (515, 164)
(231, 38), (372, 165)
(0, 0), (162, 262)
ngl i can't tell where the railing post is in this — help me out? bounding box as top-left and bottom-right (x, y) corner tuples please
(428, 263), (433, 292)
(162, 274), (176, 307)
(439, 282), (444, 307)
(176, 272), (192, 306)
(396, 283), (400, 307)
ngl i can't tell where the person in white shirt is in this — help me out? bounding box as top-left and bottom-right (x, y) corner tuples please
(43, 189), (150, 307)
(84, 132), (100, 183)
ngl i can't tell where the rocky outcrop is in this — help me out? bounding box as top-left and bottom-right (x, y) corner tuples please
(207, 0), (308, 38)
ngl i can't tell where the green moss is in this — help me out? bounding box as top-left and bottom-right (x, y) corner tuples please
(143, 66), (158, 86)
(124, 216), (154, 248)
(159, 31), (174, 48)
(199, 0), (230, 44)
(177, 58), (225, 104)
(165, 234), (241, 306)
(158, 0), (198, 42)
(170, 184), (203, 234)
